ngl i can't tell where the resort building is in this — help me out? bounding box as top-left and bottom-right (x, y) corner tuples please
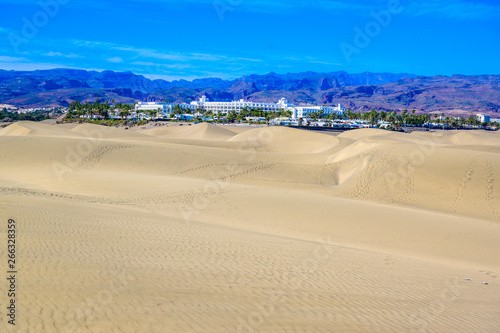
(134, 102), (166, 113)
(189, 96), (295, 114)
(135, 102), (196, 114)
(477, 114), (490, 123)
(293, 104), (346, 119)
(135, 96), (345, 119)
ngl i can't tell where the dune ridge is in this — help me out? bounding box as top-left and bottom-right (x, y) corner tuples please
(141, 122), (238, 141)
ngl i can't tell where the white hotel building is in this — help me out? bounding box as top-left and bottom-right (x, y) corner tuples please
(134, 102), (196, 114)
(135, 96), (345, 119)
(189, 96), (295, 114)
(294, 104), (345, 119)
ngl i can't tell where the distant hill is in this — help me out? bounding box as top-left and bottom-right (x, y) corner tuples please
(318, 75), (500, 114)
(1, 68), (499, 116)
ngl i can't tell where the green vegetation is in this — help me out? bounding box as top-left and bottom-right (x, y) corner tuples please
(344, 109), (497, 130)
(1, 108), (51, 122)
(64, 118), (148, 127)
(61, 99), (500, 130)
(345, 109), (431, 127)
(233, 107), (292, 123)
(66, 99), (135, 120)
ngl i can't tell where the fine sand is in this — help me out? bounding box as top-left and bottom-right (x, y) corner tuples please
(0, 121), (499, 332)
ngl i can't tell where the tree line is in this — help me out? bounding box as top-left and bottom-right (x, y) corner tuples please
(1, 108), (51, 122)
(64, 98), (498, 129)
(344, 109), (497, 128)
(67, 99), (136, 120)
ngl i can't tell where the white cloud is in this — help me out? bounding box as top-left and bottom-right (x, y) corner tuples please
(43, 51), (83, 58)
(310, 60), (342, 66)
(72, 39), (262, 64)
(131, 61), (192, 70)
(107, 57), (124, 63)
(0, 62), (104, 71)
(0, 56), (27, 62)
(406, 0), (500, 19)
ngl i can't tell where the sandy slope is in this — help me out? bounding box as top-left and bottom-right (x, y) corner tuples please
(0, 121), (499, 332)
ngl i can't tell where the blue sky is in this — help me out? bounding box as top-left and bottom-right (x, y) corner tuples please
(0, 0), (499, 80)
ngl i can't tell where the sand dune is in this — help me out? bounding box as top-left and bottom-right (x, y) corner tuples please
(1, 122), (499, 332)
(229, 126), (340, 153)
(141, 122), (239, 141)
(337, 127), (392, 140)
(447, 131), (500, 146)
(70, 123), (152, 139)
(0, 121), (86, 138)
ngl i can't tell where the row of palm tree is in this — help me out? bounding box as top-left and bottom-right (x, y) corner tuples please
(67, 99), (169, 121)
(343, 109), (495, 128)
(67, 99), (136, 120)
(66, 99), (497, 129)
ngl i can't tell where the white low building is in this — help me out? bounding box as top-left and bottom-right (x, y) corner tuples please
(134, 102), (168, 113)
(135, 102), (196, 116)
(477, 114), (491, 123)
(294, 104), (345, 119)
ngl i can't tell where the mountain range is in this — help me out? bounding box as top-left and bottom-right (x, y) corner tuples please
(1, 69), (499, 116)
